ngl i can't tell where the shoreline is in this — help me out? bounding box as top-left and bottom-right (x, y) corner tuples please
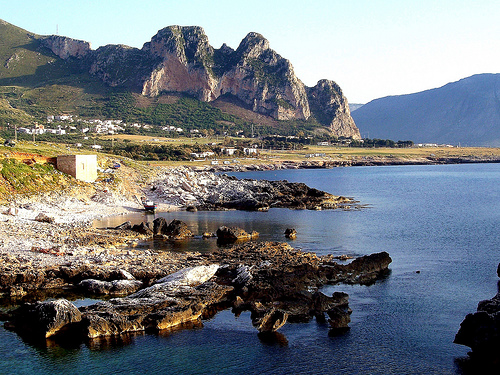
(0, 155), (496, 288)
(189, 154), (500, 173)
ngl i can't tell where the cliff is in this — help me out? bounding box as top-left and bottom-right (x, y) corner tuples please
(41, 35), (91, 59)
(308, 80), (361, 139)
(38, 25), (358, 137)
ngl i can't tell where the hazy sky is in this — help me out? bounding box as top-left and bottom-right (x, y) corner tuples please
(2, 0), (499, 103)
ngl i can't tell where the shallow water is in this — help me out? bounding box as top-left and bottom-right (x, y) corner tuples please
(2, 163), (500, 374)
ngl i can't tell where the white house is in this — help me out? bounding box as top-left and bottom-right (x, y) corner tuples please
(243, 147), (258, 155)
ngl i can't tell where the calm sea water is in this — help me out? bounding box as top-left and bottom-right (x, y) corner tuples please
(2, 163), (500, 374)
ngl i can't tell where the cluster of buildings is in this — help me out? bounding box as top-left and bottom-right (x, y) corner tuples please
(43, 115), (186, 135)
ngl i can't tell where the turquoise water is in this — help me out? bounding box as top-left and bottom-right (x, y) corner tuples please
(2, 163), (500, 374)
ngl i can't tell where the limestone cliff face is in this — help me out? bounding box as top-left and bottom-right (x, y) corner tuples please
(141, 26), (218, 101)
(307, 80), (361, 139)
(42, 35), (91, 59)
(217, 32), (310, 120)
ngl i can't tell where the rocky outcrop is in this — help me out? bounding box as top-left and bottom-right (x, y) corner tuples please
(216, 32), (311, 121)
(7, 298), (82, 338)
(42, 35), (91, 59)
(140, 28), (310, 121)
(148, 167), (360, 210)
(307, 79), (361, 139)
(455, 289), (500, 365)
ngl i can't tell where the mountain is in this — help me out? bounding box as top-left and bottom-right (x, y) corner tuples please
(351, 74), (500, 146)
(0, 20), (360, 139)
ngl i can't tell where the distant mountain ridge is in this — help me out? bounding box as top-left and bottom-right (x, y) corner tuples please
(351, 74), (500, 146)
(0, 19), (360, 139)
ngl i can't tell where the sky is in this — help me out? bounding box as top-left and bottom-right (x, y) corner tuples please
(2, 0), (499, 103)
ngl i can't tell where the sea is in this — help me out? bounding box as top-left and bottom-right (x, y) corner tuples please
(1, 163), (499, 374)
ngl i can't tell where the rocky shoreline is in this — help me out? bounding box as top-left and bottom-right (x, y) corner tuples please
(191, 154), (500, 173)
(0, 164), (388, 347)
(3, 239), (391, 343)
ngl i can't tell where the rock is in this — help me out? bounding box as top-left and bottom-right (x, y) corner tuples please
(35, 213), (54, 224)
(153, 217), (169, 235)
(307, 79), (361, 139)
(153, 218), (193, 239)
(339, 251), (392, 284)
(251, 307), (288, 332)
(284, 228), (297, 239)
(113, 221), (132, 230)
(186, 205), (198, 212)
(118, 269), (135, 280)
(152, 264), (220, 287)
(78, 279), (143, 296)
(8, 299), (81, 338)
(216, 226), (259, 242)
(79, 265), (233, 338)
(232, 265), (253, 287)
(327, 305), (352, 330)
(455, 291), (500, 363)
(164, 219), (193, 240)
(131, 221), (153, 235)
(42, 35), (91, 59)
(3, 207), (18, 216)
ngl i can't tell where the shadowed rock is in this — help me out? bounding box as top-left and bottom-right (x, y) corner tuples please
(153, 218), (193, 239)
(7, 299), (81, 338)
(455, 291), (500, 364)
(284, 228), (297, 239)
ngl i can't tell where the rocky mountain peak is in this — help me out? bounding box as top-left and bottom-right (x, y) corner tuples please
(236, 32), (270, 58)
(307, 79), (360, 139)
(143, 25), (213, 66)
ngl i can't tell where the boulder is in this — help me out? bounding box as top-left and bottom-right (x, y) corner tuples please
(131, 221), (153, 235)
(216, 226), (259, 242)
(164, 219), (193, 240)
(153, 217), (169, 235)
(284, 228), (297, 239)
(251, 307), (288, 333)
(153, 218), (193, 239)
(8, 298), (81, 338)
(35, 213), (54, 224)
(113, 221), (132, 230)
(455, 291), (500, 363)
